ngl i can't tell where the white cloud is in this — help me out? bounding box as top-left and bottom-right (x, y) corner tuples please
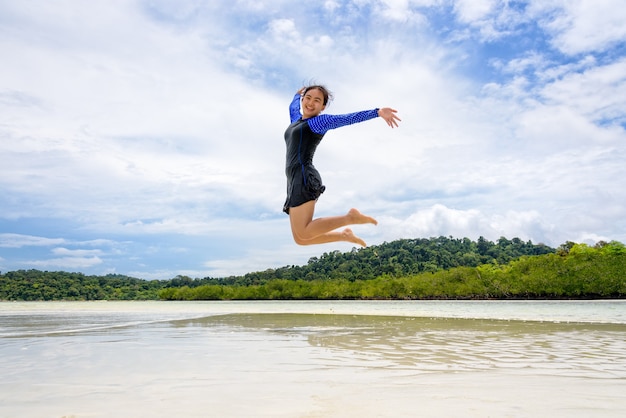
(378, 204), (554, 244)
(51, 248), (104, 257)
(25, 256), (103, 270)
(453, 0), (496, 23)
(269, 18), (298, 39)
(540, 58), (626, 125)
(378, 0), (428, 24)
(531, 0), (626, 55)
(0, 234), (66, 248)
(324, 0), (341, 13)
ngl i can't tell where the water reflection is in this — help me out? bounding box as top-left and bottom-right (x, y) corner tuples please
(178, 314), (626, 378)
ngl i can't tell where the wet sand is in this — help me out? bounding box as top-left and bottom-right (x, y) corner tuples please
(1, 308), (625, 417)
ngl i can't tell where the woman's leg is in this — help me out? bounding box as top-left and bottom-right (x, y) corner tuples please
(288, 200), (377, 246)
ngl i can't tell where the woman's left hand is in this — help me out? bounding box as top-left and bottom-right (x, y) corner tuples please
(378, 108), (401, 128)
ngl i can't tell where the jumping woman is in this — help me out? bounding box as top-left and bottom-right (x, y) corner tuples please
(283, 85), (401, 247)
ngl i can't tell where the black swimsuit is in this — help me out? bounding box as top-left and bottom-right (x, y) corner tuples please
(283, 94), (379, 214)
(283, 119), (326, 214)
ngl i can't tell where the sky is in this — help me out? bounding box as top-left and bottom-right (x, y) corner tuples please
(1, 0), (625, 280)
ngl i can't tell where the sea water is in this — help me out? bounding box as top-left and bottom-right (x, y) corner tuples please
(1, 300), (625, 417)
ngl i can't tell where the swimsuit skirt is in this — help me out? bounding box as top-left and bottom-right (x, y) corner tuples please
(283, 164), (326, 214)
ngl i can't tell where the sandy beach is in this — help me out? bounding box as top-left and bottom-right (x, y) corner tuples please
(1, 301), (625, 417)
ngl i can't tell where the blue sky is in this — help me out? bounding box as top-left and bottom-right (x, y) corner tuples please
(1, 0), (625, 280)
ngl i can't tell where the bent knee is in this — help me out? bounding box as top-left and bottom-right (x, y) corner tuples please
(291, 229), (316, 245)
(292, 234), (312, 246)
(290, 226), (313, 245)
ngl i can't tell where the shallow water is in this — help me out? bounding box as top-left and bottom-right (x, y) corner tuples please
(1, 300), (625, 417)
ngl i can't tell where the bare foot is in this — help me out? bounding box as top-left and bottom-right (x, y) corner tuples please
(347, 208), (378, 225)
(342, 228), (367, 247)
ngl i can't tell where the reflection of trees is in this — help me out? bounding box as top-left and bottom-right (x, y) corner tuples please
(174, 313), (626, 375)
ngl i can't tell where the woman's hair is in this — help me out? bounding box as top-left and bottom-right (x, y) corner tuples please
(303, 84), (334, 106)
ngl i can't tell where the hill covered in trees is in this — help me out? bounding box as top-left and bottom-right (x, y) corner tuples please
(192, 236), (555, 286)
(0, 271), (163, 301)
(1, 236), (624, 301)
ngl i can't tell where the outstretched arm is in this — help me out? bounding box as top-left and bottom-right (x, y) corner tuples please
(378, 107), (401, 128)
(309, 107), (402, 134)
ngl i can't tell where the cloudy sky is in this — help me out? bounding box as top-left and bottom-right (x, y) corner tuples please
(1, 0), (625, 280)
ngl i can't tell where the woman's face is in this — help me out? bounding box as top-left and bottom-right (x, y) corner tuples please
(301, 88), (326, 119)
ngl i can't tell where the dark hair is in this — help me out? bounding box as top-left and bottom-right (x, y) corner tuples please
(303, 84), (333, 106)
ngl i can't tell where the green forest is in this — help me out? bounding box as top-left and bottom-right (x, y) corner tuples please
(1, 236), (625, 301)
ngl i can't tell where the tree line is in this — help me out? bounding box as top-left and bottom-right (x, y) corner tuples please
(1, 236), (624, 301)
(159, 241), (626, 300)
(0, 271), (164, 301)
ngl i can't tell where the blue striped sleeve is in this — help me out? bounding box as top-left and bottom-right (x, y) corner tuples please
(289, 94), (302, 123)
(307, 109), (380, 135)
